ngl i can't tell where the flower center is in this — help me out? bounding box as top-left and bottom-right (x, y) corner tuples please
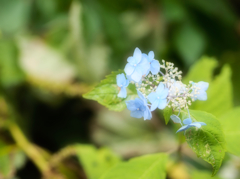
(137, 108), (139, 110)
(157, 97), (160, 99)
(134, 64), (137, 67)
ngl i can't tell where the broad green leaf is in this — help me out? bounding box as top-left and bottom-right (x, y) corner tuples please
(219, 107), (240, 157)
(183, 56), (218, 84)
(181, 110), (226, 176)
(191, 65), (233, 117)
(100, 153), (168, 179)
(83, 70), (138, 111)
(163, 107), (173, 124)
(75, 144), (121, 179)
(191, 170), (222, 179)
(174, 23), (206, 66)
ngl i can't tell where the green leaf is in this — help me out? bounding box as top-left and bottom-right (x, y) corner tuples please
(83, 70), (138, 111)
(0, 0), (30, 34)
(219, 107), (240, 157)
(191, 65), (233, 117)
(163, 107), (173, 124)
(0, 142), (26, 178)
(100, 153), (168, 179)
(182, 56), (218, 84)
(181, 110), (226, 176)
(0, 40), (25, 87)
(191, 169), (222, 179)
(174, 23), (206, 66)
(75, 144), (121, 179)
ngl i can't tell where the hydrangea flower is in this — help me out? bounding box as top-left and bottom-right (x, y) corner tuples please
(116, 73), (129, 98)
(144, 51), (160, 75)
(147, 82), (169, 111)
(124, 48), (150, 82)
(170, 114), (182, 124)
(176, 117), (206, 133)
(191, 81), (209, 101)
(126, 91), (152, 120)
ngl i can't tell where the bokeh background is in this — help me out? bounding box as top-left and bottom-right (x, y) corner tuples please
(0, 0), (240, 178)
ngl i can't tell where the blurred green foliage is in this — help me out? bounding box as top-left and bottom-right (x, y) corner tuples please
(0, 0), (240, 178)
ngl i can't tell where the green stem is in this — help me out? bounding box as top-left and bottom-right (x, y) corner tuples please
(8, 122), (50, 174)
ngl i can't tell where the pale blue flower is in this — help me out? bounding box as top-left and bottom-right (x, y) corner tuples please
(124, 47), (150, 82)
(176, 118), (206, 133)
(144, 51), (160, 75)
(147, 82), (169, 111)
(126, 91), (152, 120)
(170, 115), (182, 124)
(116, 73), (129, 98)
(192, 81), (209, 101)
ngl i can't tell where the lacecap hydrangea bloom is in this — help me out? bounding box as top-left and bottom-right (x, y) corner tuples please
(116, 47), (209, 133)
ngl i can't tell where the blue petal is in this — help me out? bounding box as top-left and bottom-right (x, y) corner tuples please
(138, 56), (150, 75)
(134, 98), (145, 108)
(159, 88), (169, 99)
(183, 118), (192, 125)
(199, 122), (206, 126)
(137, 90), (144, 100)
(156, 82), (165, 93)
(150, 99), (159, 111)
(148, 51), (154, 61)
(170, 115), (181, 123)
(131, 110), (143, 118)
(176, 125), (191, 133)
(157, 99), (167, 109)
(124, 63), (135, 76)
(124, 79), (129, 87)
(144, 108), (152, 120)
(116, 73), (126, 87)
(127, 56), (137, 66)
(133, 47), (142, 63)
(131, 67), (142, 82)
(118, 87), (127, 98)
(126, 100), (137, 111)
(189, 122), (201, 128)
(147, 92), (158, 104)
(197, 91), (207, 101)
(198, 81), (209, 91)
(150, 60), (160, 74)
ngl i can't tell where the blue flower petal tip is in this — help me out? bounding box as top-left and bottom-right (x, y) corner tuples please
(116, 73), (129, 98)
(176, 118), (206, 133)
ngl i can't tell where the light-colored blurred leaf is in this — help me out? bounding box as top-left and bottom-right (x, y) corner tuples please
(219, 107), (240, 157)
(18, 38), (76, 84)
(174, 23), (206, 66)
(181, 110), (226, 176)
(100, 153), (168, 179)
(75, 144), (121, 179)
(191, 65), (233, 117)
(83, 70), (138, 111)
